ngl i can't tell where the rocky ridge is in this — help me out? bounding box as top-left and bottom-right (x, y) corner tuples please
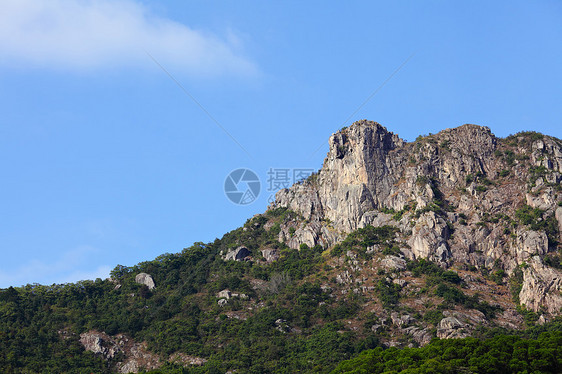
(68, 120), (562, 371)
(273, 120), (562, 315)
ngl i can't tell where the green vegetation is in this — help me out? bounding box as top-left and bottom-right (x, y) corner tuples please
(413, 178), (454, 218)
(466, 171), (494, 192)
(375, 279), (401, 309)
(515, 205), (560, 247)
(529, 165), (550, 187)
(332, 331), (562, 374)
(379, 207), (396, 214)
(0, 202), (560, 373)
(330, 225), (398, 258)
(509, 267), (524, 304)
(422, 310), (444, 326)
(490, 269), (506, 285)
(0, 212), (373, 373)
(392, 203), (415, 222)
(439, 139), (451, 152)
(505, 150), (516, 165)
(476, 185), (488, 192)
(505, 131), (545, 147)
(407, 259), (498, 318)
(408, 259), (461, 285)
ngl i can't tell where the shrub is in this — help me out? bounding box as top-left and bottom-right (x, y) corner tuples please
(476, 185), (487, 193)
(499, 169), (510, 177)
(376, 279), (401, 309)
(490, 270), (506, 285)
(423, 310), (444, 326)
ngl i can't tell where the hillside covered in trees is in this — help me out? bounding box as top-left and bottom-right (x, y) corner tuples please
(2, 122), (562, 373)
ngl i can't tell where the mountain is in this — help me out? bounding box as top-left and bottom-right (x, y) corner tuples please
(1, 120), (562, 373)
(276, 120), (562, 314)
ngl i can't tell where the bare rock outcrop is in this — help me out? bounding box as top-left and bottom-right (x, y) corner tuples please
(80, 331), (160, 373)
(380, 255), (407, 271)
(261, 248), (280, 262)
(117, 341), (161, 374)
(270, 120), (562, 314)
(408, 212), (450, 263)
(80, 330), (207, 373)
(437, 316), (467, 339)
(513, 230), (549, 265)
(135, 273), (155, 290)
(169, 353), (207, 366)
(80, 331), (120, 359)
(556, 207), (562, 242)
(519, 257), (562, 314)
(273, 121), (499, 252)
(223, 246), (251, 261)
(402, 326), (433, 346)
(276, 120), (406, 235)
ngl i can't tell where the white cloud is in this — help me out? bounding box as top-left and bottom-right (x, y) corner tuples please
(0, 245), (111, 287)
(0, 0), (259, 76)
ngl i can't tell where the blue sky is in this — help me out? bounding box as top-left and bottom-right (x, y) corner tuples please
(1, 0), (561, 287)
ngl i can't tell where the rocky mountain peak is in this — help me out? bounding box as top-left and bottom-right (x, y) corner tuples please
(273, 120), (562, 314)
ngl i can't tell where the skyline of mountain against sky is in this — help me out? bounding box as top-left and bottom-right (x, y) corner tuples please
(1, 0), (561, 287)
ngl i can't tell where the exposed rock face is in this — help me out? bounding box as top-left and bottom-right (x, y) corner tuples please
(519, 257), (562, 314)
(556, 207), (562, 242)
(274, 121), (502, 247)
(380, 255), (407, 271)
(218, 289), (232, 299)
(408, 212), (450, 264)
(276, 120), (406, 234)
(117, 341), (161, 374)
(135, 273), (155, 290)
(402, 326), (433, 346)
(513, 230), (549, 265)
(271, 120), (562, 314)
(80, 331), (120, 359)
(217, 289), (248, 304)
(391, 312), (415, 327)
(223, 246), (251, 261)
(437, 317), (467, 339)
(80, 330), (207, 373)
(80, 331), (160, 373)
(261, 248), (280, 262)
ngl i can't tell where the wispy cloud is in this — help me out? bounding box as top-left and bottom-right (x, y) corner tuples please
(0, 245), (111, 288)
(0, 0), (259, 77)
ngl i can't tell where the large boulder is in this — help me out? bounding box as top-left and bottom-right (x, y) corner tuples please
(135, 273), (155, 290)
(402, 326), (433, 346)
(261, 248), (280, 262)
(217, 289), (232, 299)
(380, 255), (407, 271)
(79, 331), (120, 359)
(224, 246), (251, 261)
(519, 256), (562, 314)
(437, 317), (467, 339)
(408, 211), (450, 263)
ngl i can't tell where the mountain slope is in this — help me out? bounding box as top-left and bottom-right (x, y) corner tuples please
(275, 120), (562, 314)
(1, 120), (562, 373)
